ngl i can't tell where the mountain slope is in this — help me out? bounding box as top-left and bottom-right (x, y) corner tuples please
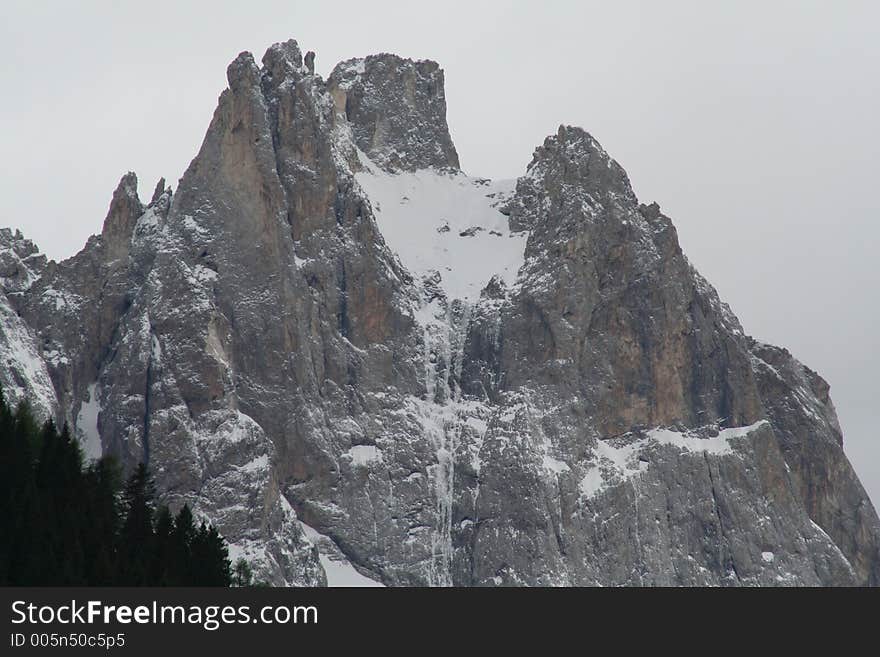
(2, 39), (877, 586)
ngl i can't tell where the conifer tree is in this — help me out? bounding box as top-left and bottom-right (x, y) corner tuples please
(118, 463), (156, 585)
(191, 522), (232, 586)
(169, 504), (196, 584)
(0, 386), (234, 587)
(233, 558), (254, 587)
(152, 506), (174, 585)
(82, 457), (121, 584)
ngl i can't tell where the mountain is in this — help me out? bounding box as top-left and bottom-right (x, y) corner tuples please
(2, 39), (878, 586)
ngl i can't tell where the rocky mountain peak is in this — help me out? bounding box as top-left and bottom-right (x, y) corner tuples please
(261, 39), (310, 81)
(100, 171), (144, 263)
(226, 51), (262, 92)
(328, 53), (459, 172)
(0, 228), (47, 294)
(147, 177), (173, 220)
(535, 125), (634, 199)
(149, 177), (166, 206)
(507, 125), (635, 234)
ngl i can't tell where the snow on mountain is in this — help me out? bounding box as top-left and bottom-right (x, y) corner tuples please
(355, 161), (526, 302)
(578, 420), (770, 498)
(0, 293), (56, 419)
(298, 521), (384, 587)
(75, 382), (103, 460)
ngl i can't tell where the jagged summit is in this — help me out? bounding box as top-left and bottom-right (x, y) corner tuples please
(0, 228), (47, 294)
(1, 37), (878, 587)
(212, 40), (460, 176)
(328, 53), (459, 172)
(100, 172), (144, 262)
(532, 125), (634, 197)
(260, 39), (318, 79)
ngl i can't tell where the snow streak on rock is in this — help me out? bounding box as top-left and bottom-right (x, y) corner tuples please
(353, 133), (530, 585)
(579, 421), (770, 499)
(298, 521), (384, 587)
(0, 294), (56, 419)
(416, 298), (473, 585)
(75, 383), (103, 461)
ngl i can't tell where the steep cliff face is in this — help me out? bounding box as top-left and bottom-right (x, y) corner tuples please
(328, 53), (460, 172)
(0, 229), (56, 420)
(3, 39), (877, 586)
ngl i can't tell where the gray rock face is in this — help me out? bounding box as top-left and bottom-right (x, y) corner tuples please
(328, 53), (460, 172)
(0, 229), (55, 419)
(2, 39), (877, 586)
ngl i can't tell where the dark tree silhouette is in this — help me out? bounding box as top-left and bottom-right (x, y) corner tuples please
(0, 386), (233, 586)
(233, 558), (254, 587)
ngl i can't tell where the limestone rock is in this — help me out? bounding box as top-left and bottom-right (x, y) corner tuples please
(328, 54), (460, 171)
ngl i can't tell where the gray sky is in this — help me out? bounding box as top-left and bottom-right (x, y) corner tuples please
(2, 1), (877, 505)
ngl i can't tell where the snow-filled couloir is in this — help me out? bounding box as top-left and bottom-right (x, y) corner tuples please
(355, 159), (527, 303)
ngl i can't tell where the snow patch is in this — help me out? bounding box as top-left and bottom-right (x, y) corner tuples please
(239, 454), (269, 472)
(75, 383), (103, 461)
(647, 422), (768, 456)
(543, 455), (570, 474)
(579, 420), (769, 499)
(355, 163), (527, 302)
(298, 522), (384, 587)
(578, 467), (605, 498)
(346, 444), (383, 466)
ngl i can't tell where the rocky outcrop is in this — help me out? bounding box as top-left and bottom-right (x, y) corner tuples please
(0, 228), (47, 294)
(0, 229), (56, 419)
(328, 54), (460, 172)
(1, 39), (877, 586)
(750, 340), (880, 584)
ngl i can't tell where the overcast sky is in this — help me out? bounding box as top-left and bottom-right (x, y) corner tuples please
(2, 0), (877, 504)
